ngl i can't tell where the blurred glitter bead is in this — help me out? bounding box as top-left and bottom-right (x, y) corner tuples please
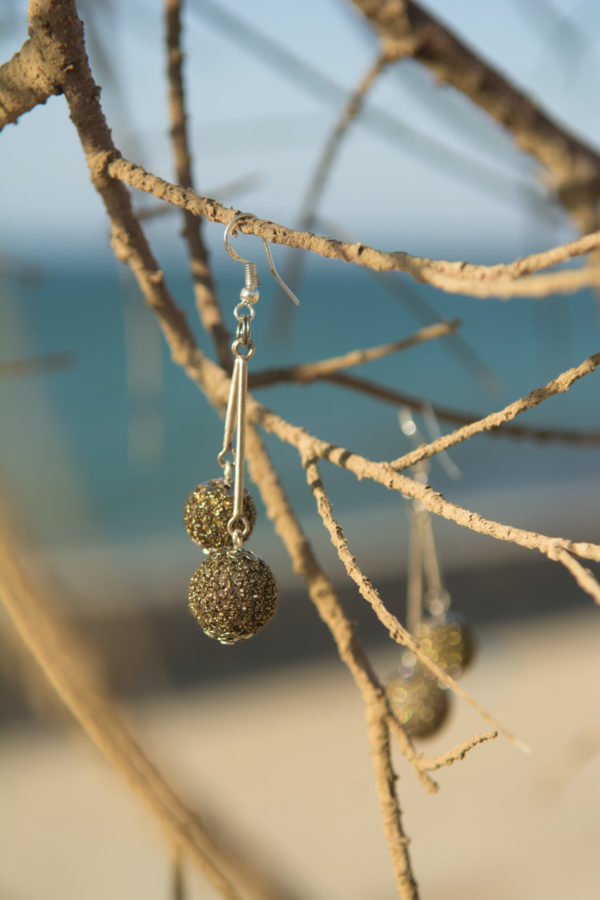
(188, 549), (278, 644)
(387, 669), (450, 739)
(183, 478), (256, 549)
(416, 615), (476, 679)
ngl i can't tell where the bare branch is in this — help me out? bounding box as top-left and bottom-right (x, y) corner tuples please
(106, 156), (600, 298)
(553, 549), (600, 604)
(319, 371), (600, 446)
(191, 0), (553, 214)
(0, 24), (60, 129)
(286, 50), (395, 292)
(390, 350), (600, 469)
(249, 321), (459, 388)
(244, 426), (420, 898)
(0, 351), (74, 377)
(164, 0), (230, 366)
(421, 731), (499, 772)
(348, 0), (600, 232)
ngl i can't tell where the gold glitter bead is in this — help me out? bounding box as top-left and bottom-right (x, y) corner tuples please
(183, 478), (256, 549)
(416, 615), (476, 679)
(188, 549), (278, 644)
(387, 668), (450, 739)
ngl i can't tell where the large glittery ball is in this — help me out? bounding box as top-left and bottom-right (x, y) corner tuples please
(416, 615), (476, 679)
(183, 479), (256, 549)
(188, 549), (278, 644)
(387, 668), (450, 739)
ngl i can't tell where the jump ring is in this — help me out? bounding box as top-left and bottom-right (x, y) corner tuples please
(232, 338), (255, 359)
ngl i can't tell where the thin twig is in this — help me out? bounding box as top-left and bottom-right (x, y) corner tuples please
(390, 350), (600, 469)
(300, 50), (395, 229)
(421, 731), (499, 772)
(552, 548), (600, 603)
(286, 50), (396, 292)
(190, 0), (561, 215)
(244, 426), (421, 897)
(165, 0), (231, 367)
(249, 321), (459, 387)
(348, 0), (600, 225)
(0, 352), (74, 377)
(256, 365), (600, 448)
(319, 370), (600, 446)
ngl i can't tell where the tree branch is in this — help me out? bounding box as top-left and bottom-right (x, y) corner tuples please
(348, 0), (600, 232)
(244, 426), (421, 897)
(389, 350), (600, 469)
(164, 0), (231, 367)
(249, 321), (459, 388)
(285, 49), (396, 292)
(318, 371), (600, 446)
(106, 156), (600, 298)
(420, 731), (499, 772)
(0, 21), (61, 129)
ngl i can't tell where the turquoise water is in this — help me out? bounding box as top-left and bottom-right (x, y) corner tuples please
(1, 253), (599, 600)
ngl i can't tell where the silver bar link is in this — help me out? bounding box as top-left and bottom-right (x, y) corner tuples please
(233, 355), (248, 523)
(218, 361), (240, 474)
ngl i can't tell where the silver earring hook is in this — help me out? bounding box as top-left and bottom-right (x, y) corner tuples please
(224, 213), (300, 306)
(262, 240), (300, 306)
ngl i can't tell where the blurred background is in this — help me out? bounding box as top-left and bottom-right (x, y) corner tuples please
(1, 1), (599, 897)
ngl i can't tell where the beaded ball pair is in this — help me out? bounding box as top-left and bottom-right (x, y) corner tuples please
(184, 478), (278, 644)
(386, 615), (476, 739)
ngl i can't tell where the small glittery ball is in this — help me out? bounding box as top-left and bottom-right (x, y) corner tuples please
(188, 549), (278, 644)
(387, 668), (450, 739)
(416, 615), (476, 679)
(183, 479), (257, 549)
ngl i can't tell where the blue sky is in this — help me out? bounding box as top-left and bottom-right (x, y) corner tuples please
(2, 0), (599, 265)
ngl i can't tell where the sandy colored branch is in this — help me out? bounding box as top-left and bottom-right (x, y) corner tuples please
(301, 452), (526, 749)
(164, 0), (230, 367)
(390, 350), (600, 469)
(321, 371), (600, 446)
(192, 0), (556, 216)
(0, 351), (74, 377)
(0, 529), (291, 900)
(0, 19), (61, 129)
(421, 731), (499, 772)
(553, 549), (600, 604)
(249, 320), (459, 387)
(244, 426), (420, 897)
(256, 361), (600, 448)
(107, 156), (600, 299)
(348, 0), (600, 233)
(285, 50), (396, 291)
(301, 50), (396, 229)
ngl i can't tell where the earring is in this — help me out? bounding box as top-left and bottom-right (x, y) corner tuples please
(387, 417), (477, 737)
(184, 215), (298, 645)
